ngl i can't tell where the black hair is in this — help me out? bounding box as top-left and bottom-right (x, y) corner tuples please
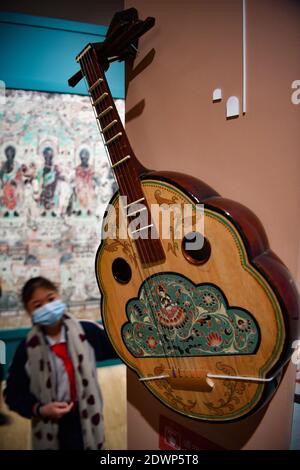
(21, 276), (58, 308)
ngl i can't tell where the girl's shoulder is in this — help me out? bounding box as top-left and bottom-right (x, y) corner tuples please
(15, 338), (27, 357)
(79, 321), (118, 360)
(9, 338), (28, 372)
(80, 320), (104, 338)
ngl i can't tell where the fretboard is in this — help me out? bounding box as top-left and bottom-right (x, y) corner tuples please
(77, 45), (165, 266)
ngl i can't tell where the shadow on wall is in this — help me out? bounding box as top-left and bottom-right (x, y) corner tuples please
(124, 48), (156, 125)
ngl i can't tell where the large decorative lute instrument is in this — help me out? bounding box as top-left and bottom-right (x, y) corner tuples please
(69, 9), (299, 421)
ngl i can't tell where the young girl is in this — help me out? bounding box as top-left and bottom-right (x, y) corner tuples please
(5, 276), (117, 450)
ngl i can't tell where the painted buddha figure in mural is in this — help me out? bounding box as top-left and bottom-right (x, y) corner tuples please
(75, 148), (96, 216)
(39, 147), (62, 217)
(0, 145), (23, 217)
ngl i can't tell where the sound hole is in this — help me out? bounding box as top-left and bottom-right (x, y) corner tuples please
(112, 257), (132, 284)
(182, 232), (211, 265)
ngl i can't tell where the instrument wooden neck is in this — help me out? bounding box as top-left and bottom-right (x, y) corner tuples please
(78, 45), (165, 266)
(80, 47), (139, 189)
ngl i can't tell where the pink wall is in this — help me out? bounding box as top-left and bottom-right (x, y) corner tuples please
(124, 0), (300, 449)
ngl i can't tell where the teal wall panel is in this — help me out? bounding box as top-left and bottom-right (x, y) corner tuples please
(0, 12), (124, 98)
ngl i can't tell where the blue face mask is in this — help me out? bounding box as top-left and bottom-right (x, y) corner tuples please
(32, 299), (66, 326)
